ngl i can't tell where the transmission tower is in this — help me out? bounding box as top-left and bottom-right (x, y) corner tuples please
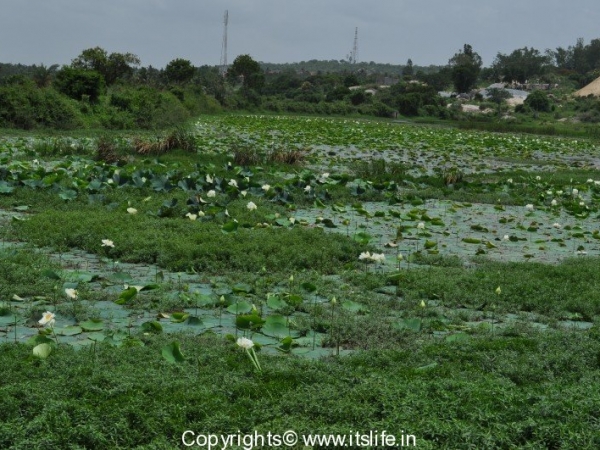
(350, 27), (358, 64)
(219, 10), (228, 77)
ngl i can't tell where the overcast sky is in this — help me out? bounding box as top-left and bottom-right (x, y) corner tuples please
(1, 0), (599, 68)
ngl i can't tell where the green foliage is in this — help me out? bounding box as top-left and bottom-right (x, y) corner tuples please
(71, 46), (140, 85)
(106, 86), (190, 129)
(448, 44), (482, 93)
(228, 54), (265, 92)
(13, 208), (365, 274)
(491, 47), (551, 83)
(0, 79), (82, 130)
(54, 66), (105, 103)
(381, 81), (444, 117)
(524, 89), (552, 112)
(164, 58), (195, 85)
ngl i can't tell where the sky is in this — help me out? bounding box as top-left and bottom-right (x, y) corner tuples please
(1, 0), (599, 69)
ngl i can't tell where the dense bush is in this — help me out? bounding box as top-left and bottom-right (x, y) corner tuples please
(524, 89), (552, 112)
(106, 86), (190, 129)
(54, 66), (105, 102)
(0, 79), (82, 129)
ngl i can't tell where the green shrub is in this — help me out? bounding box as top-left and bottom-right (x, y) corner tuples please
(0, 79), (83, 129)
(54, 66), (105, 103)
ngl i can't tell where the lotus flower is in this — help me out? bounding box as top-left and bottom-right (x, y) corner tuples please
(65, 288), (78, 299)
(101, 239), (114, 248)
(525, 204), (534, 211)
(228, 179), (238, 188)
(39, 311), (56, 328)
(186, 212), (197, 221)
(359, 251), (371, 260)
(236, 337), (254, 350)
(261, 184), (270, 192)
(247, 201), (257, 211)
(207, 190), (216, 198)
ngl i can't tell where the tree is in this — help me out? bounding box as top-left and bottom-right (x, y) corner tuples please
(403, 58), (414, 77)
(71, 47), (140, 85)
(54, 66), (105, 102)
(164, 58), (196, 85)
(448, 44), (482, 93)
(227, 54), (265, 92)
(486, 88), (512, 117)
(524, 90), (551, 116)
(31, 64), (59, 88)
(491, 47), (551, 83)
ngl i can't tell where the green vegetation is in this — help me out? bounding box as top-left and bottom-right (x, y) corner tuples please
(3, 35), (600, 445)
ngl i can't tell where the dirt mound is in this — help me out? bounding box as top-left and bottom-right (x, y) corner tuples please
(574, 77), (600, 97)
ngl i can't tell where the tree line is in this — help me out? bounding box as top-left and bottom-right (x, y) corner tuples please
(1, 36), (600, 129)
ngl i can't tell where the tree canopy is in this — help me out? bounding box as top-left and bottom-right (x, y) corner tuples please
(491, 47), (551, 83)
(448, 44), (482, 93)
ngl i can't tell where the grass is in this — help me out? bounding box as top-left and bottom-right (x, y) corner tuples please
(0, 331), (598, 449)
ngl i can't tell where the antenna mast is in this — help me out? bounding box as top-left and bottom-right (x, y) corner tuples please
(219, 10), (228, 76)
(350, 27), (358, 64)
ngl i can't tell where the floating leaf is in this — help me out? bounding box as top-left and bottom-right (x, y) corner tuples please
(33, 343), (52, 359)
(393, 318), (422, 332)
(227, 301), (253, 314)
(79, 319), (104, 332)
(115, 287), (138, 305)
(57, 326), (83, 336)
(221, 221), (239, 234)
(162, 341), (185, 363)
(141, 321), (163, 334)
(170, 312), (190, 323)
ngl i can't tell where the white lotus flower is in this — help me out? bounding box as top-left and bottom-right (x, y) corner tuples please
(228, 179), (238, 188)
(580, 201), (585, 206)
(101, 239), (114, 248)
(553, 223), (562, 229)
(198, 211), (205, 217)
(206, 174), (213, 183)
(247, 201), (257, 211)
(507, 178), (513, 184)
(304, 185), (311, 193)
(65, 288), (78, 299)
(236, 337), (254, 350)
(572, 189), (579, 196)
(595, 181), (600, 186)
(127, 207), (137, 214)
(241, 190), (247, 197)
(371, 253), (386, 263)
(503, 235), (510, 241)
(417, 222), (425, 230)
(261, 184), (271, 192)
(535, 176), (541, 181)
(525, 204), (534, 211)
(551, 199), (558, 206)
(207, 190), (216, 198)
(587, 179), (594, 183)
(495, 286), (501, 295)
(186, 212), (197, 221)
(39, 311), (56, 328)
(359, 251), (371, 260)
(556, 190), (563, 195)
